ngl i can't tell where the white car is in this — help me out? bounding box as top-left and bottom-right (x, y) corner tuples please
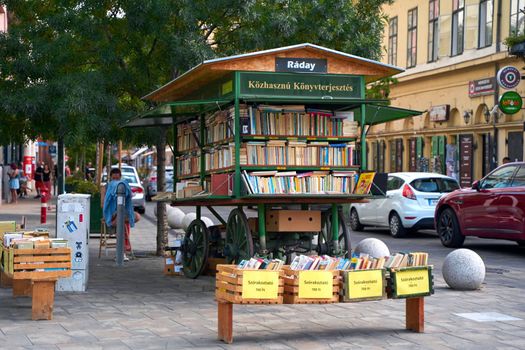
(349, 172), (460, 237)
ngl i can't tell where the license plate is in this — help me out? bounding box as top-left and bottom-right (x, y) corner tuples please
(428, 199), (438, 205)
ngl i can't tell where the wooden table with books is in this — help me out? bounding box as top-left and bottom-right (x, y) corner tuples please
(1, 231), (71, 320)
(216, 252), (433, 343)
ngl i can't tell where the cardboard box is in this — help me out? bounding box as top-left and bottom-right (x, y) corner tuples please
(265, 210), (321, 232)
(210, 173), (232, 195)
(183, 185), (203, 198)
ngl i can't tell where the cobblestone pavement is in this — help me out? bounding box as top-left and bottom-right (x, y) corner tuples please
(1, 198), (525, 349)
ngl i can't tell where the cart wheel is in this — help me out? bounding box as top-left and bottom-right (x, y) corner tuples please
(317, 210), (352, 258)
(182, 219), (210, 279)
(224, 209), (254, 264)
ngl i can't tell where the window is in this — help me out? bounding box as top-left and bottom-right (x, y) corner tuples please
(410, 177), (460, 193)
(479, 0), (493, 48)
(451, 0), (465, 56)
(481, 165), (518, 189)
(511, 166), (525, 187)
(428, 0), (439, 62)
(510, 0), (525, 35)
(407, 8), (418, 68)
(388, 17), (398, 65)
(387, 176), (404, 191)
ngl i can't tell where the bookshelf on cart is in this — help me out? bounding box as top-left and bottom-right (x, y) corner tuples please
(138, 44), (421, 279)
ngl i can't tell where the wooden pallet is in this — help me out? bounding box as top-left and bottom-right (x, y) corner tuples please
(5, 247), (72, 280)
(282, 267), (339, 304)
(215, 264), (284, 304)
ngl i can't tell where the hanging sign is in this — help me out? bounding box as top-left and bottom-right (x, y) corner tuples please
(275, 57), (327, 73)
(239, 72), (362, 100)
(499, 91), (523, 115)
(497, 66), (521, 89)
(241, 270), (279, 299)
(468, 78), (496, 97)
(429, 105), (450, 122)
(298, 270), (333, 299)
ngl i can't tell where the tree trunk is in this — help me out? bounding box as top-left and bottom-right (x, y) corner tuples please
(156, 127), (169, 256)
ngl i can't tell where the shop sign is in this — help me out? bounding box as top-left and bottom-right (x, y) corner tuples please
(459, 134), (473, 188)
(239, 72), (362, 100)
(497, 66), (521, 89)
(429, 105), (449, 122)
(468, 78), (496, 97)
(298, 270), (333, 299)
(499, 91), (523, 115)
(275, 57), (327, 73)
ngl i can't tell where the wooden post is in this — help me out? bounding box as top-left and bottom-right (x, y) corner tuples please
(12, 279), (32, 297)
(218, 301), (233, 343)
(406, 297), (424, 332)
(31, 279), (56, 320)
(0, 270), (13, 288)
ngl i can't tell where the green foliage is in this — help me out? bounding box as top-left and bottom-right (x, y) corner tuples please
(65, 177), (99, 195)
(366, 77), (398, 103)
(0, 0), (393, 146)
(504, 34), (525, 48)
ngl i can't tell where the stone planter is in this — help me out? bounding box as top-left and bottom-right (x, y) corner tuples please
(509, 42), (525, 57)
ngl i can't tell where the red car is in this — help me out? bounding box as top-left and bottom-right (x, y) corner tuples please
(435, 162), (525, 247)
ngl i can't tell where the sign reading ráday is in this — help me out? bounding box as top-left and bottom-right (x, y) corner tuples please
(346, 269), (384, 300)
(239, 72), (362, 100)
(241, 270), (279, 299)
(497, 66), (521, 89)
(499, 91), (523, 115)
(298, 270), (333, 299)
(394, 268), (430, 297)
(275, 57), (327, 73)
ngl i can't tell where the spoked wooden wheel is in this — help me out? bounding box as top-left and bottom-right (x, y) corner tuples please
(317, 210), (352, 258)
(224, 208), (254, 264)
(182, 219), (210, 279)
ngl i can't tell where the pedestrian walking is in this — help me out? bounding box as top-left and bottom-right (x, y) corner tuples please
(7, 163), (20, 204)
(43, 163), (52, 194)
(34, 162), (44, 198)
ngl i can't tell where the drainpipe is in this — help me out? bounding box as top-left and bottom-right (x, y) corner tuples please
(496, 0), (502, 52)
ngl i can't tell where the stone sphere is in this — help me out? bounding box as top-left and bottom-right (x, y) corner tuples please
(442, 249), (485, 290)
(353, 238), (390, 258)
(182, 212), (197, 231)
(167, 207), (186, 229)
(201, 216), (214, 228)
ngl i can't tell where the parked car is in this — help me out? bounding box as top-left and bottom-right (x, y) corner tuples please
(143, 166), (174, 201)
(435, 162), (525, 248)
(102, 165), (146, 214)
(349, 172), (460, 237)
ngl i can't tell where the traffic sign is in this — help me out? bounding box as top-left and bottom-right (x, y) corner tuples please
(499, 91), (523, 115)
(497, 66), (521, 89)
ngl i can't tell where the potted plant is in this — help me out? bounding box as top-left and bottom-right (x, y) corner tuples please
(65, 177), (103, 234)
(504, 34), (525, 57)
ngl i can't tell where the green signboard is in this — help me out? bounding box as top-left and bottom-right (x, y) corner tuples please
(499, 91), (523, 115)
(239, 72), (362, 100)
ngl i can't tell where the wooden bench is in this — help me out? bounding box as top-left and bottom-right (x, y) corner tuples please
(1, 247), (71, 320)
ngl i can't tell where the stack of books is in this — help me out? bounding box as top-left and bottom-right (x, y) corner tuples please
(384, 252), (429, 268)
(205, 143), (234, 170)
(177, 120), (200, 152)
(237, 257), (284, 270)
(176, 153), (201, 176)
(290, 255), (342, 270)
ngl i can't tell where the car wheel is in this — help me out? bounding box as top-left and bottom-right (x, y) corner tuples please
(137, 207), (146, 215)
(389, 212), (407, 238)
(349, 209), (364, 231)
(437, 208), (465, 248)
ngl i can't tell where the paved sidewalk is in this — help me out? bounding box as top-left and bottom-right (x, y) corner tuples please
(1, 198), (525, 349)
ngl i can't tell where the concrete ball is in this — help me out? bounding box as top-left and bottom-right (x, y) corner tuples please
(442, 249), (485, 290)
(182, 212), (197, 231)
(353, 238), (390, 258)
(167, 207), (186, 229)
(201, 216), (214, 227)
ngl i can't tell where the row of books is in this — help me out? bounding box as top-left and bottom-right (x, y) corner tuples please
(176, 154), (201, 176)
(237, 257), (285, 270)
(242, 170), (355, 194)
(2, 232), (68, 249)
(245, 140), (355, 167)
(176, 120), (200, 152)
(386, 252), (429, 268)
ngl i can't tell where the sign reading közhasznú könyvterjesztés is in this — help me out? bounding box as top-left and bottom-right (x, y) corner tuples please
(241, 270), (279, 299)
(345, 269), (385, 300)
(275, 57), (327, 73)
(392, 267), (432, 298)
(239, 72), (362, 100)
(298, 270), (333, 299)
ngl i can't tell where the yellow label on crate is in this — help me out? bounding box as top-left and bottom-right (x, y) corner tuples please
(395, 268), (430, 296)
(298, 270), (333, 299)
(242, 270), (279, 299)
(346, 270), (384, 299)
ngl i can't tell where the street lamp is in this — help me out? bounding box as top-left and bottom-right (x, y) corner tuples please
(463, 110), (473, 124)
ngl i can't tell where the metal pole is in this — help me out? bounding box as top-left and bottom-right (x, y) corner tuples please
(57, 138), (65, 194)
(116, 182), (126, 266)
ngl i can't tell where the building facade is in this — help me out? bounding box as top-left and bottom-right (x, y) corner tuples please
(372, 0), (525, 186)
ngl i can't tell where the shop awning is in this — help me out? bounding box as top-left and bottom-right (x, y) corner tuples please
(352, 104), (423, 126)
(123, 104), (173, 128)
(130, 147), (149, 160)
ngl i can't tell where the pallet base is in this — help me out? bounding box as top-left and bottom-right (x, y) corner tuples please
(217, 297), (425, 343)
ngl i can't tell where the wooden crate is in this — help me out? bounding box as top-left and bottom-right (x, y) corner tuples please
(340, 269), (387, 302)
(388, 266), (434, 299)
(215, 265), (284, 304)
(283, 267), (339, 304)
(5, 247), (72, 280)
(265, 210), (321, 232)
